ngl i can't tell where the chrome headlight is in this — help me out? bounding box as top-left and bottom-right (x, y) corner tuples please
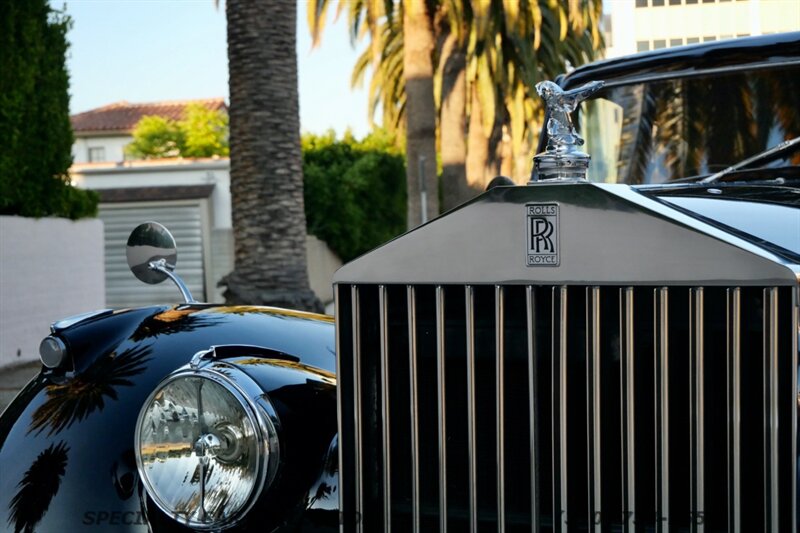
(135, 364), (279, 530)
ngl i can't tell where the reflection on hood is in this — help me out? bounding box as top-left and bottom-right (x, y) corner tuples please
(28, 343), (152, 436)
(8, 441), (69, 533)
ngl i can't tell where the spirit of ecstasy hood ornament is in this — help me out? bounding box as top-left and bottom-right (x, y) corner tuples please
(530, 79), (604, 182)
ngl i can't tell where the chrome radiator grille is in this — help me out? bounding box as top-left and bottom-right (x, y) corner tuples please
(335, 284), (798, 532)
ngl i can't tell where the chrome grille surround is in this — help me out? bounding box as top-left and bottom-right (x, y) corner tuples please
(334, 183), (799, 532)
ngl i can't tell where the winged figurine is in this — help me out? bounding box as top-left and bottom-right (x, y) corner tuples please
(536, 80), (605, 151)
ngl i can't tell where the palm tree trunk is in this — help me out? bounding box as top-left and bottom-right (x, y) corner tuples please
(403, 0), (439, 228)
(221, 0), (321, 312)
(439, 31), (467, 211)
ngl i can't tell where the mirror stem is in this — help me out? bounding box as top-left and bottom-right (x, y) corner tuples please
(149, 259), (197, 304)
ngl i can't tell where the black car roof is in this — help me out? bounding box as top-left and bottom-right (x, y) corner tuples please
(563, 31), (800, 89)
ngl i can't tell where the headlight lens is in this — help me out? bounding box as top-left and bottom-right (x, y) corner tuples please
(135, 366), (279, 529)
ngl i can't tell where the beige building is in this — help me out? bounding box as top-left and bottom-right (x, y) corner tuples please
(604, 0), (800, 58)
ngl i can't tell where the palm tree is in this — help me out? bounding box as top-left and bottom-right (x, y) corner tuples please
(310, 0), (439, 228)
(221, 0), (321, 312)
(403, 0), (440, 227)
(439, 8), (469, 210)
(310, 0), (603, 209)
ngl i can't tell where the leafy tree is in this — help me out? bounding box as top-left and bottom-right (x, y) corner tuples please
(302, 129), (406, 262)
(125, 116), (185, 159)
(125, 103), (229, 159)
(0, 0), (97, 219)
(219, 0), (320, 312)
(181, 103), (230, 157)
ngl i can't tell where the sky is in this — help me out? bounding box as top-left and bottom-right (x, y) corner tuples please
(63, 0), (370, 138)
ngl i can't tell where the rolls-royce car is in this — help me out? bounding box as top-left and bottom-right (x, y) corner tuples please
(1, 32), (798, 533)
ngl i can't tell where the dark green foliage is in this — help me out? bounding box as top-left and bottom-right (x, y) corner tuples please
(303, 130), (406, 262)
(0, 1), (98, 219)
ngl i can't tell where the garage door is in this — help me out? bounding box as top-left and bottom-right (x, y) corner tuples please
(99, 202), (208, 308)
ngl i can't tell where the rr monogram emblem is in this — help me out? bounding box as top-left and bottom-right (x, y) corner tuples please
(526, 203), (560, 266)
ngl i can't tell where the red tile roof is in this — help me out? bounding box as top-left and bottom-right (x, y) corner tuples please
(70, 98), (227, 133)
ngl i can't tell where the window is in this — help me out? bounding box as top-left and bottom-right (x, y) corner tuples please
(653, 39), (667, 49)
(737, 33), (750, 37)
(703, 36), (717, 41)
(652, 0), (665, 5)
(702, 0), (715, 3)
(636, 0), (648, 7)
(687, 37), (701, 44)
(686, 0), (698, 3)
(669, 0), (682, 4)
(88, 147), (106, 162)
(577, 65), (800, 183)
(637, 41), (651, 52)
(670, 38), (683, 47)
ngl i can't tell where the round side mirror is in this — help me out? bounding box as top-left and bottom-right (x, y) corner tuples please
(126, 222), (178, 285)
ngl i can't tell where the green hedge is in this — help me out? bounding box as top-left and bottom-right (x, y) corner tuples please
(0, 1), (98, 220)
(303, 130), (406, 262)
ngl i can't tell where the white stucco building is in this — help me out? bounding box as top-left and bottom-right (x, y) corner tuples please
(604, 0), (799, 58)
(70, 100), (339, 311)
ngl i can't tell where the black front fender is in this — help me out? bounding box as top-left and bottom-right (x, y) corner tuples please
(0, 304), (338, 532)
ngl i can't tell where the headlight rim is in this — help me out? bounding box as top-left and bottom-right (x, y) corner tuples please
(134, 362), (281, 531)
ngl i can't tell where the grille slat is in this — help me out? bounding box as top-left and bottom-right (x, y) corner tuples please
(587, 287), (602, 533)
(351, 285), (364, 533)
(694, 287), (707, 533)
(407, 286), (421, 533)
(378, 286), (391, 532)
(621, 287), (636, 532)
(764, 288), (779, 533)
(435, 286), (448, 533)
(497, 286), (507, 532)
(465, 286), (479, 533)
(792, 291), (798, 533)
(527, 286), (541, 533)
(553, 287), (568, 532)
(725, 288), (737, 533)
(655, 287), (669, 531)
(338, 283), (797, 532)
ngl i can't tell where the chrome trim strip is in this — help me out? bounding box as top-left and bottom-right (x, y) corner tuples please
(622, 287), (635, 532)
(50, 308), (113, 333)
(466, 286), (478, 532)
(558, 287), (569, 532)
(351, 285), (364, 533)
(436, 286), (448, 533)
(527, 286), (540, 533)
(726, 288), (738, 533)
(690, 287), (705, 533)
(334, 286), (345, 533)
(379, 286), (391, 532)
(496, 286), (507, 532)
(657, 288), (669, 531)
(408, 286), (420, 533)
(765, 288), (780, 533)
(588, 287), (601, 533)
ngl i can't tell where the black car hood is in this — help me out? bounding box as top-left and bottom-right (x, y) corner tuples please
(640, 183), (800, 264)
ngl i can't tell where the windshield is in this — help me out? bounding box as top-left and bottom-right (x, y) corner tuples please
(576, 65), (800, 184)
